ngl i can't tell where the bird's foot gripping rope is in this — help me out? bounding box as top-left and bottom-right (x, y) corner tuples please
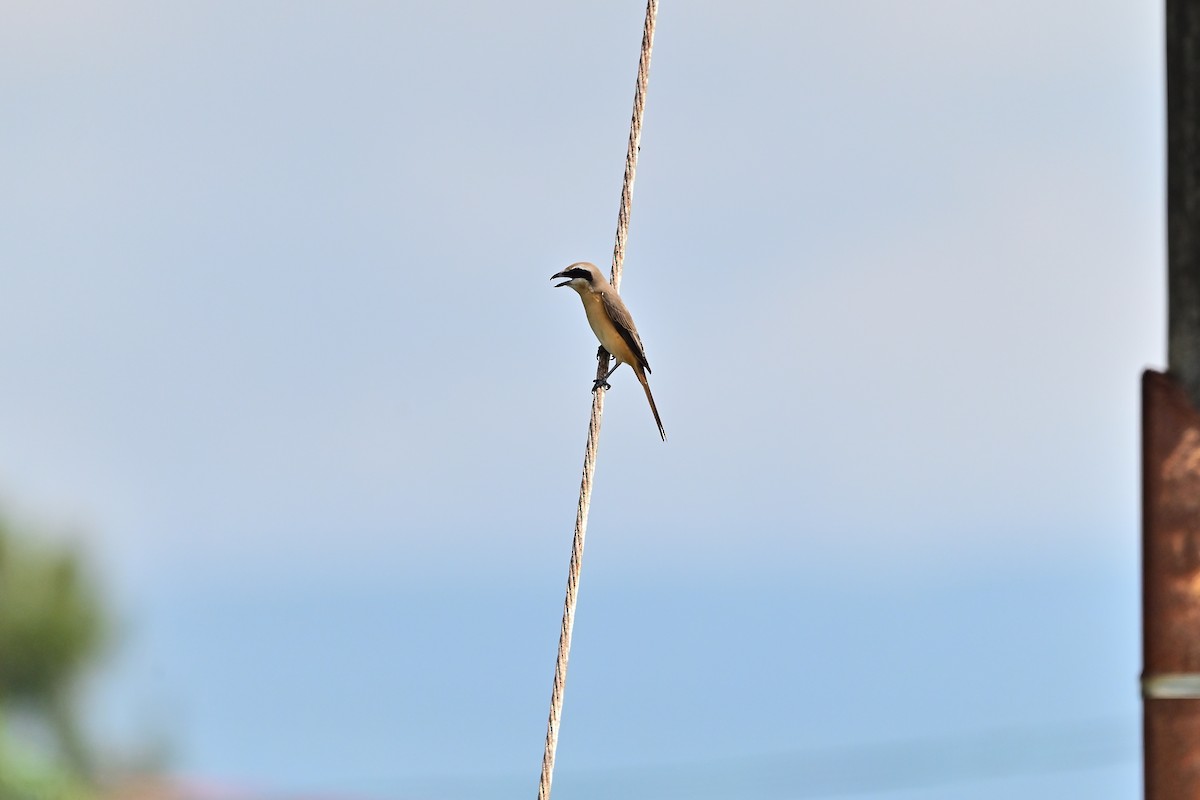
(591, 378), (612, 393)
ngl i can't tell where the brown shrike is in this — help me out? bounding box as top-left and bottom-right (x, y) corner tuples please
(551, 262), (666, 442)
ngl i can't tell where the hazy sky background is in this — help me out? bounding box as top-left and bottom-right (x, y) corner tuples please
(1, 1), (1160, 797)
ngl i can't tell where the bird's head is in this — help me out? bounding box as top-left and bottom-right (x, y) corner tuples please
(551, 262), (604, 294)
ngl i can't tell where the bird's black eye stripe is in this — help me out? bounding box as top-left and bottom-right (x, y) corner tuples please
(566, 268), (592, 281)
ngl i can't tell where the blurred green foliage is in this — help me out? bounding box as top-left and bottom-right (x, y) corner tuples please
(0, 512), (107, 796)
(0, 745), (94, 800)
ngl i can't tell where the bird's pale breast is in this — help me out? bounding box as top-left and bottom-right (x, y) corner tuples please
(581, 291), (636, 365)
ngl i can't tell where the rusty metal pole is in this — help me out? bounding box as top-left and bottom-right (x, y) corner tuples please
(1143, 2), (1200, 798)
(1142, 373), (1200, 797)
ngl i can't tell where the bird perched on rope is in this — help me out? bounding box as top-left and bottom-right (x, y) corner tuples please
(552, 261), (666, 441)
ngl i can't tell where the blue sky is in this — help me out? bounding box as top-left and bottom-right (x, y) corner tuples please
(1, 1), (1160, 797)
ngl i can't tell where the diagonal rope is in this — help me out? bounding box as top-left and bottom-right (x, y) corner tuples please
(537, 3), (659, 799)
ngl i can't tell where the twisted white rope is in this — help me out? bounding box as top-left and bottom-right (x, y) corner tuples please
(537, 3), (659, 798)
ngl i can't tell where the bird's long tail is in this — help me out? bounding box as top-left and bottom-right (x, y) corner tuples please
(635, 367), (667, 442)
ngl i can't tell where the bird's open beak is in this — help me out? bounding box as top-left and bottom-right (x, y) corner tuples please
(550, 270), (572, 288)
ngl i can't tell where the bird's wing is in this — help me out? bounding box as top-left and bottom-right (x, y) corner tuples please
(601, 290), (651, 373)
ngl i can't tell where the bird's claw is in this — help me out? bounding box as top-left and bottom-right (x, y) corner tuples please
(591, 379), (612, 393)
